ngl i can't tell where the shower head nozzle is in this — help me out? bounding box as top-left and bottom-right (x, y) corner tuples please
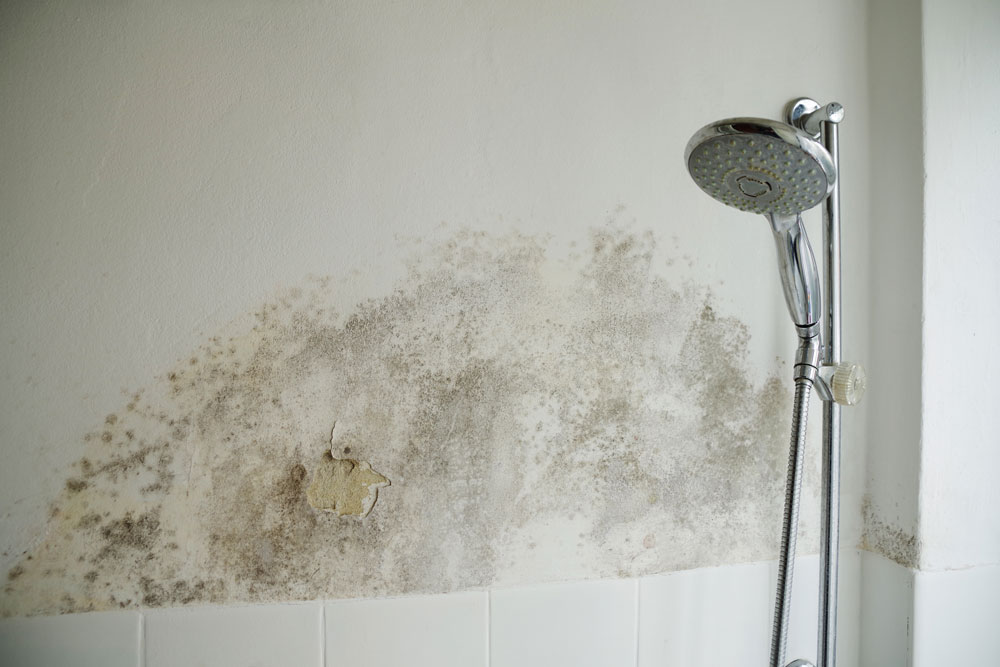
(685, 116), (836, 336)
(684, 118), (836, 218)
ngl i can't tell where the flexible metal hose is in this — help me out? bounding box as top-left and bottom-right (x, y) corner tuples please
(770, 378), (813, 667)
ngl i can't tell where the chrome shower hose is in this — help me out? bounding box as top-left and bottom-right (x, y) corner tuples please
(770, 378), (813, 667)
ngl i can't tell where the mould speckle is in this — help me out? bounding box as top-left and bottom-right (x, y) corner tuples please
(1, 225), (806, 617)
(861, 494), (918, 568)
(97, 511), (161, 561)
(139, 576), (219, 607)
(65, 479), (88, 494)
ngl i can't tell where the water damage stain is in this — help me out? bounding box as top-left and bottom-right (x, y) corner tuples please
(1, 226), (811, 617)
(861, 494), (918, 568)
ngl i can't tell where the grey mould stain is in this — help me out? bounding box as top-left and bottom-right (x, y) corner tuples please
(1, 226), (814, 617)
(861, 494), (918, 569)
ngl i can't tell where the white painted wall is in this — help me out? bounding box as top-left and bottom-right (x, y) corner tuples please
(0, 0), (884, 663)
(863, 0), (924, 568)
(902, 1), (1000, 660)
(919, 0), (1000, 572)
(0, 0), (870, 582)
(857, 0), (1000, 663)
(3, 0), (997, 660)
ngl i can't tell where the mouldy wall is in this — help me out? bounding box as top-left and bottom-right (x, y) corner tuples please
(1, 228), (821, 616)
(1, 0), (872, 619)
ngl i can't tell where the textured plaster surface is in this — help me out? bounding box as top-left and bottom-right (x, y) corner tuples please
(1, 228), (819, 617)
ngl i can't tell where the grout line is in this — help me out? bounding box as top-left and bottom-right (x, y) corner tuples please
(138, 611), (145, 667)
(485, 589), (492, 667)
(633, 579), (640, 667)
(319, 603), (326, 667)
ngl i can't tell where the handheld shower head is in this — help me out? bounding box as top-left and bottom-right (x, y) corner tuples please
(685, 117), (836, 337)
(685, 118), (836, 218)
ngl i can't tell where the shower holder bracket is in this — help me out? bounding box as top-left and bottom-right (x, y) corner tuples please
(814, 361), (867, 406)
(785, 98), (844, 139)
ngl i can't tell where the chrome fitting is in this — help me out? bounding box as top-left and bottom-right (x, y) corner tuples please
(793, 335), (821, 382)
(795, 322), (821, 340)
(785, 98), (844, 138)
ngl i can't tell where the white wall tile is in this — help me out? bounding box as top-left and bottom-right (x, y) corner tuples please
(324, 591), (486, 667)
(771, 552), (861, 665)
(0, 611), (140, 667)
(638, 551), (861, 667)
(778, 553), (820, 663)
(638, 560), (771, 666)
(912, 561), (1000, 665)
(490, 578), (637, 667)
(835, 548), (862, 667)
(859, 550), (914, 666)
(144, 603), (321, 667)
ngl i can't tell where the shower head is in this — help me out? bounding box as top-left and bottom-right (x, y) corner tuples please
(684, 117), (837, 337)
(684, 117), (836, 219)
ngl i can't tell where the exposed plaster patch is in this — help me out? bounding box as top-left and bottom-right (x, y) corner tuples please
(1, 225), (810, 617)
(307, 451), (390, 517)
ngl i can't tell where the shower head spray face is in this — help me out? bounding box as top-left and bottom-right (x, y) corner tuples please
(684, 117), (836, 336)
(685, 118), (836, 218)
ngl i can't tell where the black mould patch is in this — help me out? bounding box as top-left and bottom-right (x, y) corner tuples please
(1, 226), (804, 617)
(96, 511), (161, 561)
(861, 494), (918, 568)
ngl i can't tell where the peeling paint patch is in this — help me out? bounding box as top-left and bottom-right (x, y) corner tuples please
(307, 451), (389, 517)
(1, 225), (809, 617)
(861, 493), (918, 568)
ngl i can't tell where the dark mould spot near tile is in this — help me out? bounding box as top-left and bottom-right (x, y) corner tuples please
(139, 576), (219, 607)
(96, 510), (161, 560)
(2, 225), (804, 618)
(861, 494), (918, 568)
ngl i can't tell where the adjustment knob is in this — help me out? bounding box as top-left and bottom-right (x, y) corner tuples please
(831, 362), (866, 406)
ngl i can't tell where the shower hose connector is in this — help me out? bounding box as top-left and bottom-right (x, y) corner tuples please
(795, 336), (867, 406)
(793, 334), (822, 383)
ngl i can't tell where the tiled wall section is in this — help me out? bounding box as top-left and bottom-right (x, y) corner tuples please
(911, 560), (1000, 664)
(0, 553), (861, 667)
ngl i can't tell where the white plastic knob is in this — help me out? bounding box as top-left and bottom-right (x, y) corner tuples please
(831, 362), (867, 406)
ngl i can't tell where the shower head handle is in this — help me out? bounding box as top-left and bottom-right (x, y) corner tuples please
(770, 212), (821, 339)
